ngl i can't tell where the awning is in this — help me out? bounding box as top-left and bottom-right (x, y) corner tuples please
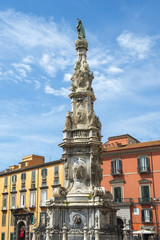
(133, 230), (155, 235)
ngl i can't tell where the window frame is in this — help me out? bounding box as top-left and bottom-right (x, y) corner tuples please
(137, 155), (150, 173)
(141, 208), (152, 223)
(20, 193), (26, 208)
(140, 184), (151, 203)
(111, 158), (122, 175)
(10, 194), (16, 209)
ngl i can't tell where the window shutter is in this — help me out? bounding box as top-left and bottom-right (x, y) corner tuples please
(149, 210), (152, 222)
(2, 233), (5, 240)
(2, 214), (6, 226)
(10, 233), (13, 240)
(119, 160), (122, 173)
(146, 157), (150, 170)
(4, 177), (8, 186)
(41, 169), (47, 178)
(31, 213), (34, 225)
(137, 157), (141, 171)
(3, 197), (7, 207)
(141, 209), (145, 222)
(32, 171), (35, 181)
(111, 161), (114, 174)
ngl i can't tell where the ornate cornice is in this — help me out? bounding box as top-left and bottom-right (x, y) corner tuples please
(103, 146), (160, 157)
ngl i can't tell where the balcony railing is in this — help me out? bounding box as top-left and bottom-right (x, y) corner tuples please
(138, 167), (150, 173)
(138, 197), (152, 204)
(111, 169), (122, 175)
(114, 198), (133, 205)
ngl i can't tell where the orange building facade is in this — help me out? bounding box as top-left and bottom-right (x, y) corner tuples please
(102, 134), (160, 240)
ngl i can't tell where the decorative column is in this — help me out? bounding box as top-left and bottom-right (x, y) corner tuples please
(83, 225), (88, 240)
(32, 228), (36, 240)
(62, 224), (67, 240)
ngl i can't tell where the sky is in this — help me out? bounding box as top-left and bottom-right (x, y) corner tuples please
(0, 0), (160, 171)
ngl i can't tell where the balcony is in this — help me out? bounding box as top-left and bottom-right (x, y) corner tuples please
(138, 166), (150, 174)
(111, 169), (122, 176)
(114, 198), (133, 206)
(138, 197), (152, 204)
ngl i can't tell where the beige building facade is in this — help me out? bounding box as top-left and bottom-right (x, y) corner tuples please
(0, 154), (63, 240)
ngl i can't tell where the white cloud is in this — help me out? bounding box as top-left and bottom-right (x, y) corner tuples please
(106, 66), (124, 74)
(63, 73), (72, 82)
(117, 31), (153, 59)
(44, 85), (70, 97)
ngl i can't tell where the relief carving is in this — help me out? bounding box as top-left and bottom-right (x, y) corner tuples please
(75, 165), (86, 181)
(75, 110), (86, 124)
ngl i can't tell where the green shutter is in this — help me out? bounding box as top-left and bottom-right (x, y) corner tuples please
(45, 168), (47, 176)
(149, 210), (152, 222)
(114, 187), (121, 202)
(10, 233), (13, 240)
(2, 233), (5, 240)
(141, 186), (150, 202)
(137, 157), (141, 171)
(119, 160), (122, 173)
(31, 213), (34, 225)
(111, 161), (114, 174)
(146, 157), (150, 170)
(141, 209), (145, 222)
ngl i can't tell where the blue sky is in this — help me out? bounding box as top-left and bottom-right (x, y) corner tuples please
(0, 0), (160, 171)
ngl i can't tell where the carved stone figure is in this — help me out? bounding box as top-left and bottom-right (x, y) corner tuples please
(76, 19), (85, 39)
(64, 111), (72, 129)
(88, 111), (97, 127)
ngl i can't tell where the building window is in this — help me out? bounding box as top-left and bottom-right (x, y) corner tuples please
(20, 193), (26, 208)
(4, 177), (8, 187)
(54, 166), (59, 185)
(21, 173), (26, 190)
(138, 156), (150, 173)
(140, 185), (151, 203)
(30, 192), (36, 207)
(142, 209), (152, 222)
(11, 195), (16, 209)
(41, 190), (47, 206)
(31, 170), (36, 189)
(111, 159), (122, 175)
(10, 214), (15, 226)
(10, 233), (14, 240)
(2, 214), (6, 226)
(40, 212), (46, 226)
(114, 187), (122, 203)
(2, 196), (7, 209)
(1, 233), (5, 240)
(12, 175), (17, 191)
(41, 168), (47, 186)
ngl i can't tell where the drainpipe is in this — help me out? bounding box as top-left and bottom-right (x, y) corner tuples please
(150, 151), (159, 239)
(7, 175), (12, 240)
